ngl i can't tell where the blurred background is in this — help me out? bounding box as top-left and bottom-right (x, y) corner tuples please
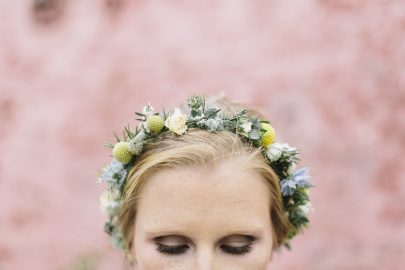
(0, 0), (404, 269)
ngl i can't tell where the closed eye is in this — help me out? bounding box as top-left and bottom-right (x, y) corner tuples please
(156, 243), (252, 256)
(221, 244), (252, 255)
(156, 243), (189, 255)
(154, 234), (257, 256)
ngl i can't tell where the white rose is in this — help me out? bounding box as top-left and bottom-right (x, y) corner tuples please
(240, 122), (252, 133)
(266, 143), (283, 161)
(99, 190), (121, 215)
(165, 107), (188, 135)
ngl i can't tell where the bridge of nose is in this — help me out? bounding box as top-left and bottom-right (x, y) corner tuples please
(192, 243), (217, 270)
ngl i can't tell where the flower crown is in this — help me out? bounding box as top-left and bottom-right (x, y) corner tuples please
(98, 95), (313, 254)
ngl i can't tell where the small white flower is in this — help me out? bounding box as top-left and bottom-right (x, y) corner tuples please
(128, 140), (144, 155)
(142, 121), (150, 133)
(266, 143), (283, 161)
(99, 189), (121, 215)
(279, 142), (297, 153)
(240, 122), (252, 133)
(287, 162), (297, 175)
(134, 130), (146, 142)
(142, 102), (154, 117)
(165, 107), (188, 135)
(299, 202), (313, 216)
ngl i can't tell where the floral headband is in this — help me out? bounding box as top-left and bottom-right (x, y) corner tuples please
(98, 95), (313, 255)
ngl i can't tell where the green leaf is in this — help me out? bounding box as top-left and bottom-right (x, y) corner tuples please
(113, 132), (121, 142)
(239, 109), (248, 115)
(191, 109), (199, 118)
(102, 143), (115, 149)
(135, 112), (146, 117)
(124, 125), (135, 139)
(252, 118), (261, 129)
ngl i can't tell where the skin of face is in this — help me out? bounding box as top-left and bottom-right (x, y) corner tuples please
(133, 158), (274, 270)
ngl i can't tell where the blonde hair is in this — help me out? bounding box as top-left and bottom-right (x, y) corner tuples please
(116, 95), (291, 264)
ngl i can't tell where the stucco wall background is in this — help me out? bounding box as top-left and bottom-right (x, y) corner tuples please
(0, 1), (404, 269)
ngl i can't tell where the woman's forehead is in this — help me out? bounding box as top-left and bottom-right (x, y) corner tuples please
(135, 163), (271, 235)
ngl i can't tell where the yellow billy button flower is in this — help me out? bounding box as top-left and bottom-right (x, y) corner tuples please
(146, 115), (164, 134)
(112, 142), (133, 164)
(260, 123), (276, 148)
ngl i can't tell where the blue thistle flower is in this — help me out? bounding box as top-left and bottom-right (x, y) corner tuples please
(99, 159), (128, 189)
(280, 167), (312, 196)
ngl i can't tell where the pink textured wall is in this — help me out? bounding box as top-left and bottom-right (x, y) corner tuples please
(1, 1), (404, 269)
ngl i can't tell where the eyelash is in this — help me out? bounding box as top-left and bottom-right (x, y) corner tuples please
(156, 244), (252, 256)
(220, 244), (252, 255)
(156, 243), (188, 255)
